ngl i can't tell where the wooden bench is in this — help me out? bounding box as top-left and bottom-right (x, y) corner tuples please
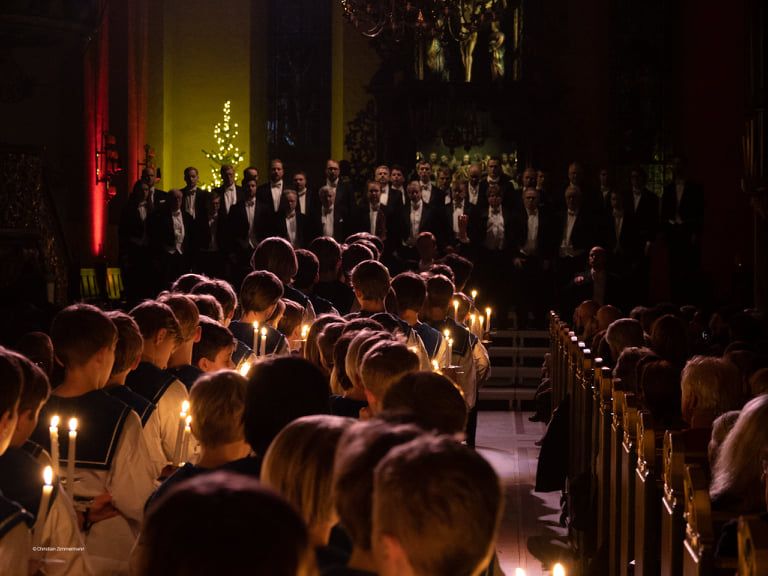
(739, 515), (768, 576)
(595, 365), (613, 573)
(634, 410), (664, 576)
(619, 393), (640, 576)
(609, 388), (629, 575)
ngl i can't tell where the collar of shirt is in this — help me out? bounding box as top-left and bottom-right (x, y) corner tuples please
(567, 210), (577, 217)
(528, 210), (538, 217)
(271, 180), (283, 189)
(323, 205), (334, 216)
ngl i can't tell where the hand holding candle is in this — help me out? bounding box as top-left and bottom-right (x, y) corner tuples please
(49, 416), (60, 479)
(32, 466), (53, 547)
(452, 299), (459, 322)
(238, 361), (252, 377)
(66, 418), (77, 487)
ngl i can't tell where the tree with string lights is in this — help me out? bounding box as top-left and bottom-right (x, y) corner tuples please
(201, 100), (245, 190)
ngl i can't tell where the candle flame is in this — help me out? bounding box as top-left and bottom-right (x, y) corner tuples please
(181, 400), (190, 414)
(301, 324), (309, 339)
(443, 329), (451, 338)
(238, 361), (252, 376)
(479, 316), (485, 326)
(471, 289), (477, 300)
(252, 321), (259, 330)
(515, 569), (526, 576)
(453, 299), (459, 309)
(43, 466), (53, 486)
(68, 418), (78, 432)
(260, 327), (267, 336)
(185, 415), (192, 426)
(485, 306), (491, 314)
(50, 415), (59, 428)
(553, 563), (566, 576)
(431, 360), (440, 371)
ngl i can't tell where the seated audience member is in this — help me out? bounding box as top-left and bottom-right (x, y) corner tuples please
(251, 236), (316, 322)
(710, 393), (768, 514)
(612, 346), (655, 393)
(371, 435), (503, 576)
(305, 314), (345, 373)
(650, 313), (690, 369)
(192, 317), (237, 373)
(243, 356), (331, 460)
(158, 293), (202, 389)
(589, 305), (623, 357)
(229, 270), (289, 357)
(127, 300), (190, 464)
(637, 357), (685, 428)
(708, 410), (740, 469)
(391, 272), (447, 365)
(262, 415), (354, 570)
(105, 312), (166, 475)
(750, 367), (768, 397)
(0, 351), (93, 575)
(187, 293), (224, 323)
(573, 299), (600, 341)
(294, 248), (338, 315)
(342, 243), (375, 286)
(310, 236), (356, 314)
(604, 318), (645, 367)
(14, 331), (54, 378)
(278, 299), (305, 353)
(146, 371), (253, 507)
(331, 420), (424, 576)
(137, 472), (314, 576)
(680, 355), (742, 428)
(412, 232), (438, 273)
(317, 322), (347, 375)
(32, 305), (156, 573)
(0, 350), (32, 574)
(381, 371), (468, 436)
(360, 342), (421, 416)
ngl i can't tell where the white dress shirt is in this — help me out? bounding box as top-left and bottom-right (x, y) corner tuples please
(379, 186), (389, 207)
(286, 213), (298, 245)
(468, 182), (480, 205)
(171, 211), (185, 254)
(322, 206), (335, 238)
(271, 180), (283, 212)
(223, 185), (237, 214)
(137, 201), (147, 223)
(245, 199), (257, 248)
(562, 210), (577, 250)
(369, 205), (380, 236)
(633, 190), (642, 211)
(452, 203), (464, 236)
(524, 211), (539, 254)
(485, 208), (505, 250)
(184, 190), (197, 218)
(614, 211), (624, 243)
(409, 202), (423, 242)
(420, 182), (432, 205)
(297, 191), (307, 214)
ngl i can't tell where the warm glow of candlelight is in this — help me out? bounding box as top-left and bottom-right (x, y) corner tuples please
(261, 327), (267, 336)
(238, 361), (251, 376)
(431, 360), (440, 372)
(471, 289), (477, 301)
(50, 415), (59, 429)
(515, 569), (527, 576)
(443, 329), (450, 339)
(553, 563), (566, 576)
(43, 466), (53, 486)
(68, 418), (78, 432)
(185, 415), (192, 427)
(181, 400), (190, 415)
(300, 324), (309, 339)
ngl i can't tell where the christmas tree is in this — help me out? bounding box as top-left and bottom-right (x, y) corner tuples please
(201, 100), (245, 190)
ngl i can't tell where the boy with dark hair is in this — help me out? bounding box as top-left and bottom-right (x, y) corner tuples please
(192, 317), (236, 373)
(441, 252), (474, 292)
(310, 236), (355, 314)
(126, 301), (191, 465)
(158, 293), (203, 389)
(105, 311), (166, 475)
(372, 436), (503, 576)
(187, 293), (224, 322)
(31, 305), (156, 573)
(359, 342), (420, 416)
(294, 248), (338, 315)
(229, 271), (289, 357)
(390, 272), (447, 364)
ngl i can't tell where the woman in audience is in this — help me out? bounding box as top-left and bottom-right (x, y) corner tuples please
(650, 314), (689, 369)
(612, 346), (655, 393)
(680, 355), (742, 428)
(638, 357), (685, 428)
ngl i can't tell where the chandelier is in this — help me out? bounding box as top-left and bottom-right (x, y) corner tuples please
(339, 0), (503, 42)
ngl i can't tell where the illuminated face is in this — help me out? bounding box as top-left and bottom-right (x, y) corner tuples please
(565, 186), (581, 211)
(320, 186), (336, 208)
(589, 247), (607, 270)
(468, 164), (481, 184)
(417, 162), (432, 183)
(488, 159), (501, 178)
(142, 168), (157, 187)
(452, 182), (467, 203)
(610, 191), (623, 211)
(244, 167), (258, 184)
(326, 160), (340, 182)
(285, 192), (298, 213)
(270, 160), (284, 183)
(437, 170), (451, 190)
(488, 189), (502, 209)
(375, 166), (390, 185)
(390, 169), (405, 188)
(221, 167), (235, 187)
(293, 173), (306, 191)
(367, 182), (382, 205)
(537, 170), (546, 189)
(184, 168), (199, 189)
(207, 345), (235, 372)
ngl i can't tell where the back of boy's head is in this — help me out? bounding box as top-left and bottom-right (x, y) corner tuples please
(106, 312), (144, 375)
(426, 274), (455, 311)
(0, 347), (24, 419)
(170, 273), (209, 294)
(243, 356), (331, 456)
(187, 293), (224, 323)
(240, 270), (284, 314)
(7, 350), (49, 416)
(190, 279), (237, 320)
(342, 318), (384, 335)
(391, 272), (427, 314)
(342, 244), (375, 277)
(193, 317), (235, 365)
(428, 263), (454, 281)
(305, 314), (344, 370)
(251, 237), (298, 284)
(360, 341), (420, 403)
(157, 293), (200, 341)
(51, 304), (117, 368)
(346, 331), (395, 391)
(190, 370), (247, 447)
(442, 253), (473, 291)
(354, 239), (380, 261)
(332, 419), (423, 551)
(317, 322), (347, 372)
(277, 299), (304, 338)
(332, 332), (358, 392)
(293, 249), (320, 291)
(140, 471), (312, 576)
(351, 260), (391, 301)
(309, 236), (342, 276)
(14, 332), (54, 377)
(373, 435), (503, 576)
(454, 292), (472, 320)
(382, 372), (467, 435)
(130, 301), (182, 343)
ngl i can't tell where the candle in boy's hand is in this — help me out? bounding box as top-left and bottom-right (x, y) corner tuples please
(485, 307), (492, 333)
(252, 322), (259, 353)
(66, 418), (77, 487)
(49, 416), (60, 479)
(172, 401), (190, 466)
(471, 289), (478, 301)
(32, 466), (53, 547)
(259, 327), (267, 357)
(452, 299), (459, 321)
(447, 338), (454, 368)
(180, 415), (192, 464)
(431, 359), (440, 372)
(300, 324), (309, 340)
(553, 563), (566, 576)
(470, 314), (476, 332)
(238, 361), (251, 377)
(478, 314), (485, 333)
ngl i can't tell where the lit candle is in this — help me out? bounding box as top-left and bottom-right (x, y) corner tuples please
(431, 359), (440, 372)
(66, 418), (77, 486)
(452, 299), (459, 321)
(470, 313), (476, 333)
(514, 569), (527, 576)
(447, 338), (454, 367)
(32, 466), (53, 547)
(553, 563), (566, 576)
(485, 307), (492, 333)
(180, 415), (192, 463)
(478, 314), (485, 336)
(300, 324), (309, 340)
(471, 289), (478, 301)
(252, 321), (259, 353)
(259, 327), (267, 357)
(172, 400), (190, 466)
(238, 361), (252, 377)
(49, 415), (60, 479)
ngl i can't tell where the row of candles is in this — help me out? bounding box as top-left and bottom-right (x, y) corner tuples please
(252, 322), (311, 357)
(453, 289), (493, 339)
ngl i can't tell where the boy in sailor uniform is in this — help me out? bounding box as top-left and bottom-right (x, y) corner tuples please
(228, 271), (290, 358)
(31, 305), (156, 574)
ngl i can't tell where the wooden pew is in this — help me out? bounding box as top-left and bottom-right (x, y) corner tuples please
(682, 464), (715, 576)
(634, 410), (664, 576)
(609, 387), (629, 576)
(619, 394), (640, 576)
(595, 366), (613, 573)
(660, 428), (711, 576)
(739, 515), (768, 576)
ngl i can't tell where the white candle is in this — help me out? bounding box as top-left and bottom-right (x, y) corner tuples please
(180, 415), (192, 463)
(49, 415), (60, 479)
(485, 307), (492, 333)
(259, 327), (267, 357)
(443, 330), (452, 368)
(470, 314), (476, 333)
(172, 400), (190, 466)
(553, 563), (566, 576)
(32, 466), (53, 548)
(66, 418), (77, 487)
(478, 314), (485, 336)
(252, 321), (259, 353)
(471, 289), (478, 301)
(447, 338), (454, 367)
(453, 299), (459, 322)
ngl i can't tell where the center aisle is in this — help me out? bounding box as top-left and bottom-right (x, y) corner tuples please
(476, 411), (571, 576)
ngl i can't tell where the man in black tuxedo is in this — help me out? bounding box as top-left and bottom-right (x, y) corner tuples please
(628, 165), (660, 249)
(481, 156), (518, 213)
(325, 159), (355, 214)
(212, 164), (242, 217)
(292, 170), (317, 218)
(416, 160), (446, 209)
(180, 166), (208, 222)
(556, 184), (596, 292)
(275, 189), (308, 248)
(192, 193), (225, 279)
(142, 166), (168, 211)
(351, 180), (387, 242)
(308, 185), (347, 243)
(513, 187), (556, 328)
(227, 177), (259, 264)
(148, 188), (195, 289)
(399, 180), (441, 260)
(256, 158), (286, 234)
(380, 164), (406, 254)
(466, 162), (487, 212)
(443, 178), (475, 255)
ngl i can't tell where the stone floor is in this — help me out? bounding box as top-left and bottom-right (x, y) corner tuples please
(477, 411), (571, 576)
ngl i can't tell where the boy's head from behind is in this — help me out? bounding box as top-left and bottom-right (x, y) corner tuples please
(129, 301), (182, 369)
(391, 272), (427, 315)
(193, 317), (235, 372)
(7, 350), (50, 447)
(188, 293), (224, 323)
(360, 341), (420, 414)
(0, 348), (24, 455)
(106, 311), (144, 376)
(190, 370), (246, 447)
(425, 274), (455, 313)
(351, 260), (391, 303)
(190, 279), (238, 325)
(51, 303), (117, 380)
(157, 293), (201, 344)
(372, 436), (503, 576)
(240, 270), (284, 316)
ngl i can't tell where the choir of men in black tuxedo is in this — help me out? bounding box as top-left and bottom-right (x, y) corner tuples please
(119, 157), (703, 326)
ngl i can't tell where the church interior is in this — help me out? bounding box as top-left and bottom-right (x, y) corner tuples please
(1, 0), (768, 575)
